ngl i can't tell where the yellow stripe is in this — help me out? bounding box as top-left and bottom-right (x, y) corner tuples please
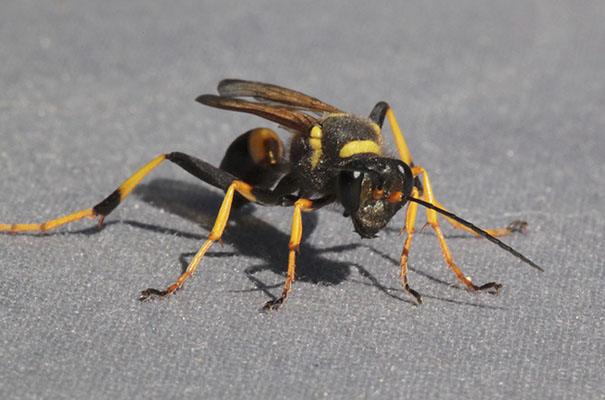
(370, 122), (381, 135)
(310, 125), (323, 169)
(339, 140), (381, 158)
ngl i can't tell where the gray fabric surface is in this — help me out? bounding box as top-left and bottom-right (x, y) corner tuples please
(1, 1), (603, 399)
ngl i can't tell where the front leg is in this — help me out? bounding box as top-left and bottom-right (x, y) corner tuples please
(411, 165), (504, 293)
(398, 186), (423, 304)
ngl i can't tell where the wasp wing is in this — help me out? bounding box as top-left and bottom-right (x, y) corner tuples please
(196, 94), (317, 133)
(216, 79), (342, 114)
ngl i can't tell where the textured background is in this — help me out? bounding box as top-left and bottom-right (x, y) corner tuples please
(1, 1), (603, 399)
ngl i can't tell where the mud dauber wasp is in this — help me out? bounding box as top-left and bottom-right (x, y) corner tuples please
(1, 79), (543, 310)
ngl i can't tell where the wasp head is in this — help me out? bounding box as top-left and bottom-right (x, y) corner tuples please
(337, 157), (413, 238)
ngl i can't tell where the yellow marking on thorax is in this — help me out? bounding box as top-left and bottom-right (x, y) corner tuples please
(339, 140), (381, 158)
(369, 121), (381, 135)
(309, 125), (323, 169)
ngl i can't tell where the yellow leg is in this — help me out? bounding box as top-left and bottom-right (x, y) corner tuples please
(140, 180), (254, 299)
(411, 166), (501, 293)
(263, 198), (313, 311)
(0, 154), (167, 233)
(0, 209), (96, 233)
(398, 187), (423, 304)
(386, 108), (413, 166)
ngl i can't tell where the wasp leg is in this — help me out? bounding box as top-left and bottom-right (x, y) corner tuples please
(140, 180), (250, 299)
(411, 165), (502, 293)
(262, 198), (315, 312)
(134, 154), (334, 302)
(140, 188), (328, 306)
(1, 147), (290, 235)
(1, 147), (269, 234)
(0, 154), (167, 233)
(0, 209), (96, 234)
(398, 187), (423, 304)
(1, 151), (244, 234)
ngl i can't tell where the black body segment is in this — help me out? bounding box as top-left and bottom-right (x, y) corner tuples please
(368, 101), (390, 126)
(219, 128), (285, 208)
(167, 152), (237, 191)
(167, 151), (295, 207)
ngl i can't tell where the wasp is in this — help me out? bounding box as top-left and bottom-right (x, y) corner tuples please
(1, 79), (543, 310)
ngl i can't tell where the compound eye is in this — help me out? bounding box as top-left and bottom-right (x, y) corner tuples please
(338, 169), (364, 215)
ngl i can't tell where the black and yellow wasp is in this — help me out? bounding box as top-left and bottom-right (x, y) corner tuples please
(1, 79), (543, 310)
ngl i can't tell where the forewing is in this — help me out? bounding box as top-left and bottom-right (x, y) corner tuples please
(196, 94), (317, 133)
(216, 79), (342, 114)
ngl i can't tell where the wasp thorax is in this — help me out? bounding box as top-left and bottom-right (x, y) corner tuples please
(337, 157), (413, 238)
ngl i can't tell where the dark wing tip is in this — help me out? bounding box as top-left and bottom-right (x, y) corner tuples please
(217, 79), (262, 97)
(217, 78), (245, 92)
(195, 94), (218, 105)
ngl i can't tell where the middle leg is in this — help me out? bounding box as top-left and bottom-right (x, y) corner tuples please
(398, 186), (423, 304)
